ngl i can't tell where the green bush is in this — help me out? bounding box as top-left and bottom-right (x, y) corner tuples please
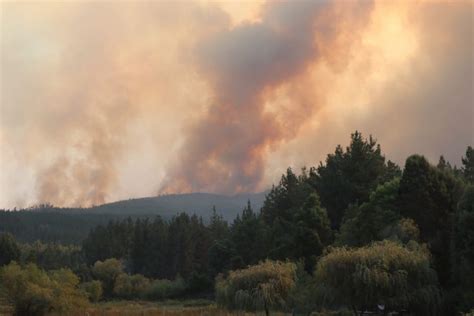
(80, 280), (103, 302)
(315, 240), (440, 315)
(215, 260), (296, 315)
(113, 273), (150, 299)
(144, 276), (187, 300)
(91, 258), (123, 297)
(0, 262), (88, 315)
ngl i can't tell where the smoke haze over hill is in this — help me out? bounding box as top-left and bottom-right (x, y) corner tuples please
(1, 0), (472, 208)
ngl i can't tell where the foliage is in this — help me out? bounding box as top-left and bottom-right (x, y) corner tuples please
(399, 154), (464, 286)
(310, 131), (400, 229)
(20, 241), (84, 271)
(287, 261), (331, 315)
(0, 233), (20, 266)
(315, 240), (440, 315)
(83, 218), (134, 265)
(144, 276), (187, 300)
(208, 238), (241, 276)
(91, 258), (124, 297)
(337, 178), (401, 247)
(80, 280), (103, 302)
(113, 273), (151, 299)
(380, 218), (420, 244)
(0, 132), (471, 315)
(262, 169), (332, 271)
(0, 210), (129, 244)
(215, 260), (296, 315)
(452, 185), (474, 312)
(462, 146), (474, 183)
(230, 201), (267, 266)
(0, 262), (88, 315)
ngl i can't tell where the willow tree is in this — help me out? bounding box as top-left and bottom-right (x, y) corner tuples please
(215, 260), (296, 315)
(0, 262), (88, 315)
(315, 241), (440, 315)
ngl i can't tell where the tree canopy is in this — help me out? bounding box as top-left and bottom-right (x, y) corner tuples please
(215, 260), (297, 315)
(315, 240), (440, 315)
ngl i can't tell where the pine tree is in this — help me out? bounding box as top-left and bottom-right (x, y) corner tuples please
(462, 146), (474, 183)
(311, 131), (397, 229)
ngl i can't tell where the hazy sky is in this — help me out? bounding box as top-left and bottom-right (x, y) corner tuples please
(1, 0), (472, 209)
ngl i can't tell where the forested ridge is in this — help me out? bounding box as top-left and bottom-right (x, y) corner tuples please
(1, 132), (473, 315)
(0, 192), (266, 244)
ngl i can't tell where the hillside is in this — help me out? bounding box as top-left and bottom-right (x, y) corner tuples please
(90, 192), (267, 221)
(0, 192), (267, 244)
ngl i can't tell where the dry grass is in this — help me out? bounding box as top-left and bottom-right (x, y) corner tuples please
(66, 300), (289, 316)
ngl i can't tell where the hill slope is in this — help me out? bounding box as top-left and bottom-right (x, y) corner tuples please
(90, 192), (267, 222)
(0, 192), (268, 243)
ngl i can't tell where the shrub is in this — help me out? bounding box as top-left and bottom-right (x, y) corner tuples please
(315, 240), (440, 315)
(215, 260), (297, 315)
(91, 258), (123, 297)
(144, 276), (187, 300)
(0, 262), (88, 315)
(80, 280), (103, 302)
(113, 273), (150, 299)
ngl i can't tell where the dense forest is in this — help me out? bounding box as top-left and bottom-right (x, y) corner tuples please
(0, 192), (266, 244)
(0, 132), (473, 315)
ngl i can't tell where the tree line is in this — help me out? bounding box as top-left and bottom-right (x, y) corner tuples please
(0, 131), (473, 315)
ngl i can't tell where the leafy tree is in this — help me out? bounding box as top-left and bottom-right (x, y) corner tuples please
(399, 155), (463, 286)
(91, 258), (123, 298)
(215, 260), (297, 316)
(144, 276), (187, 300)
(337, 178), (401, 247)
(79, 280), (103, 302)
(287, 261), (332, 315)
(113, 273), (150, 299)
(20, 241), (84, 271)
(0, 262), (88, 315)
(380, 217), (421, 244)
(315, 241), (440, 315)
(310, 131), (400, 229)
(462, 146), (474, 183)
(0, 233), (20, 266)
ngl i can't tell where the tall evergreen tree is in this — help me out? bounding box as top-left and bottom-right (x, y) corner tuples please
(0, 233), (20, 266)
(311, 131), (399, 229)
(462, 146), (474, 183)
(208, 206), (230, 241)
(231, 201), (266, 266)
(399, 155), (463, 286)
(337, 177), (401, 247)
(452, 185), (474, 311)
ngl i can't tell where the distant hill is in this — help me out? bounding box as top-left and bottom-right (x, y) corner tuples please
(88, 192), (268, 222)
(0, 192), (268, 244)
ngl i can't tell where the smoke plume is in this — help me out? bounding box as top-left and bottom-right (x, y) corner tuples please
(0, 1), (472, 208)
(159, 0), (373, 194)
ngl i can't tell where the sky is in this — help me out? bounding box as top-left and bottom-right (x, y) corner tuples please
(0, 0), (472, 209)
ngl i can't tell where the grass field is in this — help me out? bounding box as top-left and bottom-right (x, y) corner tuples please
(2, 298), (356, 316)
(69, 300), (289, 316)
